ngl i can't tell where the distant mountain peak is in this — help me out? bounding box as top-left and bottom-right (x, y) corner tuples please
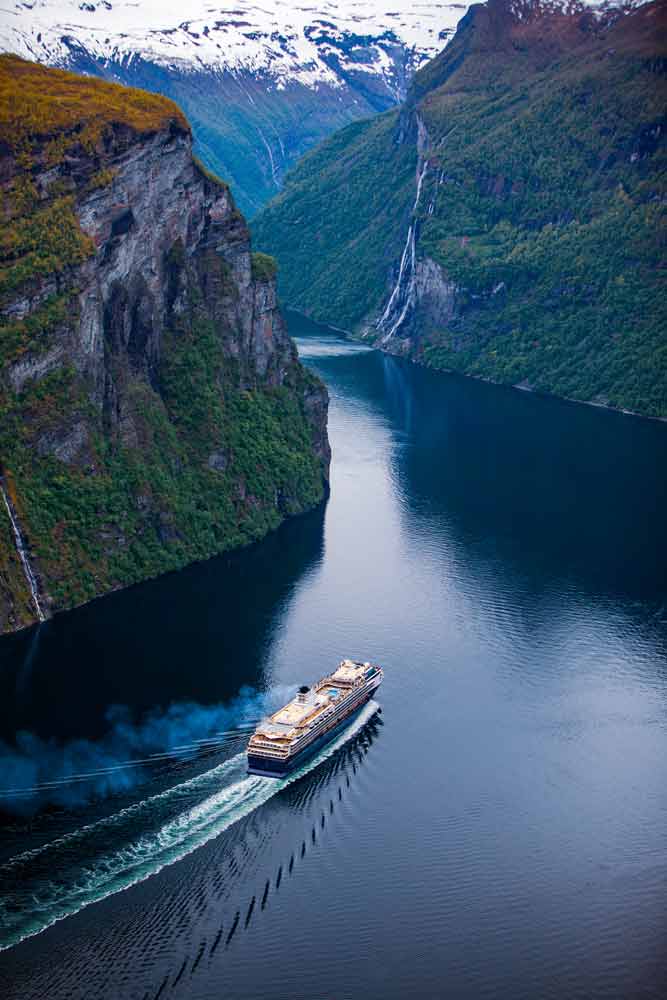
(0, 1), (466, 90)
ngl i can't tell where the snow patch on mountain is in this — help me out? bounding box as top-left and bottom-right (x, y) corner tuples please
(0, 1), (469, 91)
(507, 0), (649, 20)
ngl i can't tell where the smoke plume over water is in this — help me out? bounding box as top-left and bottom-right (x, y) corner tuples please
(0, 686), (291, 815)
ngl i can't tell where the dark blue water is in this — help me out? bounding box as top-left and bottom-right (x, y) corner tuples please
(1, 314), (666, 999)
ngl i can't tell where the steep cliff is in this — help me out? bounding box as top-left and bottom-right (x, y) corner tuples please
(0, 56), (330, 634)
(254, 0), (667, 418)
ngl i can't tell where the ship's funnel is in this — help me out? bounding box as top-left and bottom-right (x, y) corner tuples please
(297, 685), (310, 703)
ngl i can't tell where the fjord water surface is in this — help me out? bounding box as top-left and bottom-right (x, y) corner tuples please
(1, 314), (666, 998)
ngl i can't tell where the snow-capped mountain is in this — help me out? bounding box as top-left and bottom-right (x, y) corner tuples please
(0, 1), (471, 212)
(2, 1), (466, 92)
(0, 1), (628, 212)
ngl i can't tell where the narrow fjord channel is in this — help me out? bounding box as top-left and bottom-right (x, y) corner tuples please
(1, 314), (666, 999)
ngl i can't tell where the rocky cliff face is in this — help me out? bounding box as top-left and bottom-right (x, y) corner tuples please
(0, 56), (330, 634)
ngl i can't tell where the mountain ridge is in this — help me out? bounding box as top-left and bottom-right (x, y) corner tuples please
(253, 0), (667, 417)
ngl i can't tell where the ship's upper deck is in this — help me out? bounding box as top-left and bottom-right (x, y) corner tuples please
(329, 660), (371, 685)
(252, 661), (377, 742)
(272, 693), (330, 728)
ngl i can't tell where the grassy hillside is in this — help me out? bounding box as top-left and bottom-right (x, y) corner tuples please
(0, 54), (189, 151)
(253, 0), (667, 417)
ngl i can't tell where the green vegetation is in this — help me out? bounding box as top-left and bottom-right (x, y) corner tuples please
(253, 1), (667, 417)
(251, 252), (278, 282)
(0, 487), (35, 631)
(0, 317), (323, 610)
(78, 52), (401, 217)
(86, 167), (116, 192)
(0, 54), (181, 319)
(0, 54), (188, 158)
(0, 295), (73, 364)
(192, 155), (228, 191)
(414, 23), (667, 418)
(0, 197), (94, 301)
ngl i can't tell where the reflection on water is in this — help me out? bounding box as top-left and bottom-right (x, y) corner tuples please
(1, 312), (666, 999)
(0, 504), (326, 744)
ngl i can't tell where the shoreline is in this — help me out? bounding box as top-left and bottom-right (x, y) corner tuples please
(287, 310), (667, 427)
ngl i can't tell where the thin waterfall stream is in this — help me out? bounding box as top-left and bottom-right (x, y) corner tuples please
(376, 157), (428, 343)
(0, 478), (45, 623)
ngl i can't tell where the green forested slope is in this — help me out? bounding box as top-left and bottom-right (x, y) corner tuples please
(254, 0), (667, 417)
(253, 112), (416, 324)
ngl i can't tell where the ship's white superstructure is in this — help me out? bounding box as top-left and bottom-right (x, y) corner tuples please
(247, 660), (383, 776)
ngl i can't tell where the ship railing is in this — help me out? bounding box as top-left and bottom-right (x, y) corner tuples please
(314, 674), (359, 690)
(310, 663), (377, 695)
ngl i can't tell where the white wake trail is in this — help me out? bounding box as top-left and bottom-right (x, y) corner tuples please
(0, 701), (379, 952)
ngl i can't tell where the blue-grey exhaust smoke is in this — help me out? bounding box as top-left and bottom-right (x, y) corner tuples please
(0, 686), (290, 815)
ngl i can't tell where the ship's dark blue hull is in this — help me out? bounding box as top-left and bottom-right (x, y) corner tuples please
(247, 694), (374, 777)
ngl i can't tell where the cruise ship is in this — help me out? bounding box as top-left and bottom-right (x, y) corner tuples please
(247, 660), (383, 776)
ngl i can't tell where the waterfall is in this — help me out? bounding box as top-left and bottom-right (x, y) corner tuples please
(376, 158), (428, 344)
(376, 222), (415, 330)
(1, 478), (45, 622)
(378, 226), (417, 345)
(375, 116), (460, 344)
(412, 157), (428, 213)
